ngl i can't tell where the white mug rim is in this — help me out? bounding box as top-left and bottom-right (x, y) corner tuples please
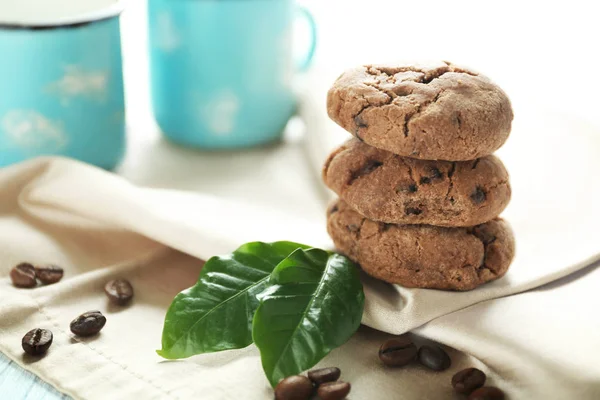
(0, 1), (125, 28)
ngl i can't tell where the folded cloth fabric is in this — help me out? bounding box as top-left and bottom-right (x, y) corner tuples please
(0, 152), (599, 399)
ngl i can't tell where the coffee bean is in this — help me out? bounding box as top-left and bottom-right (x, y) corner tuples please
(379, 336), (417, 367)
(452, 368), (486, 394)
(468, 386), (505, 400)
(35, 265), (64, 285)
(417, 345), (451, 371)
(317, 381), (351, 400)
(10, 263), (37, 288)
(274, 375), (313, 400)
(308, 367), (341, 385)
(104, 279), (134, 305)
(22, 328), (53, 356)
(70, 311), (106, 337)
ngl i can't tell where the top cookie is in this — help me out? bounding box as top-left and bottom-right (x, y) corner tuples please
(327, 61), (513, 161)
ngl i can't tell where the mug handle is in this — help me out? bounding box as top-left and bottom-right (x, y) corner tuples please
(296, 6), (317, 72)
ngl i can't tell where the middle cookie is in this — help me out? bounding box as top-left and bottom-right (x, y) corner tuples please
(323, 138), (511, 227)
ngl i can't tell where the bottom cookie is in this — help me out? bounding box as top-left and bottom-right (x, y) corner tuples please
(327, 200), (515, 291)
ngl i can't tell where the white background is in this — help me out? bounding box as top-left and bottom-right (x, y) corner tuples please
(121, 0), (600, 128)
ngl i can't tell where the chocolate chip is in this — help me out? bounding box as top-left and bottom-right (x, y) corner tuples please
(429, 167), (443, 179)
(70, 311), (106, 337)
(471, 227), (497, 245)
(381, 223), (393, 232)
(10, 263), (37, 288)
(327, 204), (339, 215)
(379, 337), (417, 367)
(354, 115), (368, 129)
(274, 375), (314, 400)
(22, 328), (53, 356)
(417, 345), (451, 371)
(348, 159), (384, 185)
(104, 279), (134, 305)
(396, 183), (418, 194)
(470, 186), (487, 204)
(420, 167), (443, 184)
(422, 74), (437, 84)
(317, 381), (351, 400)
(468, 387), (505, 400)
(350, 160), (383, 183)
(472, 159), (481, 170)
(405, 207), (423, 216)
(452, 368), (486, 394)
(308, 367), (341, 385)
(347, 224), (360, 232)
(35, 265), (64, 285)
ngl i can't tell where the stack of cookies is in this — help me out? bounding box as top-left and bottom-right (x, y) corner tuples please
(323, 61), (515, 291)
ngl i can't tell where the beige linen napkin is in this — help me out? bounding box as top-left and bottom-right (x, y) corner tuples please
(1, 143), (599, 399)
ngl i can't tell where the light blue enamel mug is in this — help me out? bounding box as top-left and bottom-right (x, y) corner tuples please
(148, 0), (317, 149)
(0, 1), (126, 169)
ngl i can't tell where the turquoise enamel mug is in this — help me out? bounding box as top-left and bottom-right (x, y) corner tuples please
(148, 0), (317, 149)
(0, 1), (126, 169)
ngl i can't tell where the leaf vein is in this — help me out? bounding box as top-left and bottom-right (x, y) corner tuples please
(166, 276), (268, 353)
(268, 254), (339, 379)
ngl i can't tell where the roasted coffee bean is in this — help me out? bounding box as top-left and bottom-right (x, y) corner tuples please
(317, 381), (351, 400)
(468, 386), (505, 400)
(452, 368), (486, 394)
(104, 279), (134, 305)
(417, 345), (451, 371)
(35, 265), (64, 285)
(70, 311), (106, 336)
(379, 336), (418, 367)
(10, 263), (37, 288)
(274, 375), (314, 400)
(308, 367), (341, 385)
(22, 328), (53, 356)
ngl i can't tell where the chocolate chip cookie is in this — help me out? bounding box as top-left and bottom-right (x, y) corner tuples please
(323, 138), (510, 227)
(327, 61), (513, 161)
(327, 200), (515, 291)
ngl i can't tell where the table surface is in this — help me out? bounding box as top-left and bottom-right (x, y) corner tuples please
(0, 355), (67, 400)
(2, 0), (599, 398)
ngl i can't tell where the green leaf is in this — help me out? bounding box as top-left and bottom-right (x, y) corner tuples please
(157, 241), (310, 359)
(252, 248), (365, 387)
